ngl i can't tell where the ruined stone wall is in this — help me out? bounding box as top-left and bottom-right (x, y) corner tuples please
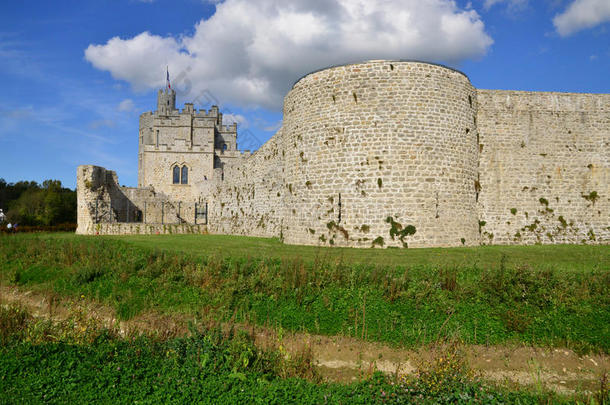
(477, 90), (610, 245)
(279, 61), (480, 248)
(77, 165), (202, 235)
(207, 129), (286, 238)
(90, 223), (207, 236)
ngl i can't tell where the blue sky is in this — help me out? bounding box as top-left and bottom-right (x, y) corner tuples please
(1, 0), (608, 189)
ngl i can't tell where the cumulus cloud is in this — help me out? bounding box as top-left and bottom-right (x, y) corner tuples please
(554, 0), (610, 37)
(85, 0), (493, 110)
(118, 99), (135, 112)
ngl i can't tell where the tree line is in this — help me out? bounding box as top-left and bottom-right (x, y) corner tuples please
(0, 179), (76, 226)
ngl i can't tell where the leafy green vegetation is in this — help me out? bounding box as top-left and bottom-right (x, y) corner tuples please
(1, 234), (608, 354)
(0, 304), (589, 404)
(0, 178), (76, 226)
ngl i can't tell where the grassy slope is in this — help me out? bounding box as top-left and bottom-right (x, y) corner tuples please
(2, 233), (609, 352)
(1, 304), (551, 405)
(71, 233), (608, 271)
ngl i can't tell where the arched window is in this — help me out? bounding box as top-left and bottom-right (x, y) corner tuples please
(172, 166), (180, 184)
(222, 143), (228, 151)
(181, 166), (188, 184)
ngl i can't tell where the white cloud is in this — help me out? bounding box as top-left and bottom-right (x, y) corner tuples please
(85, 0), (493, 111)
(554, 0), (610, 37)
(483, 0), (528, 11)
(222, 113), (248, 128)
(118, 99), (135, 112)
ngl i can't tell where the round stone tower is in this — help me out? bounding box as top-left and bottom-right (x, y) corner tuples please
(281, 60), (480, 248)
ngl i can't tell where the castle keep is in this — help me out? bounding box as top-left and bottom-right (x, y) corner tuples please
(137, 89), (244, 201)
(77, 60), (609, 247)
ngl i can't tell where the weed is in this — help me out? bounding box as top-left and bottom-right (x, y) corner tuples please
(385, 216), (416, 247)
(582, 191), (599, 204)
(439, 268), (458, 292)
(598, 371), (609, 405)
(371, 236), (384, 248)
(409, 342), (476, 395)
(502, 309), (532, 333)
(326, 220), (349, 240)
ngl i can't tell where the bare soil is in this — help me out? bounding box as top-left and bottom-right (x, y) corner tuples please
(2, 285), (607, 394)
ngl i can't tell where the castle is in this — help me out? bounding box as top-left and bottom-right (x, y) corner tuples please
(77, 60), (609, 248)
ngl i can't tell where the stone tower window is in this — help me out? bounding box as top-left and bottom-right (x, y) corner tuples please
(181, 166), (188, 184)
(172, 165), (189, 184)
(222, 143), (228, 151)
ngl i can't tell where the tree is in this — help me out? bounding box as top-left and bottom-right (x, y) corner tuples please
(4, 179), (76, 226)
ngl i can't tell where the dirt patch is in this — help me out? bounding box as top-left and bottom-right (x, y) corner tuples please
(1, 285), (607, 393)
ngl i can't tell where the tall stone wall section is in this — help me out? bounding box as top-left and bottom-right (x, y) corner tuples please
(280, 61), (480, 248)
(477, 90), (610, 245)
(207, 130), (286, 238)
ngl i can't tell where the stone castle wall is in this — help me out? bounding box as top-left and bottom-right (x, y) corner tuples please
(280, 61), (479, 248)
(78, 60), (608, 247)
(477, 90), (609, 245)
(207, 129), (286, 238)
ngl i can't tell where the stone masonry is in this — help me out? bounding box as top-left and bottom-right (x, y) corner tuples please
(77, 60), (609, 247)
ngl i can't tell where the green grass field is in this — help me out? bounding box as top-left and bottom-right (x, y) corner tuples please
(61, 232), (610, 271)
(2, 233), (608, 353)
(1, 233), (609, 403)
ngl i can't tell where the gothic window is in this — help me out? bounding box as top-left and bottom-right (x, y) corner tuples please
(222, 144), (228, 151)
(172, 166), (180, 184)
(181, 166), (188, 184)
